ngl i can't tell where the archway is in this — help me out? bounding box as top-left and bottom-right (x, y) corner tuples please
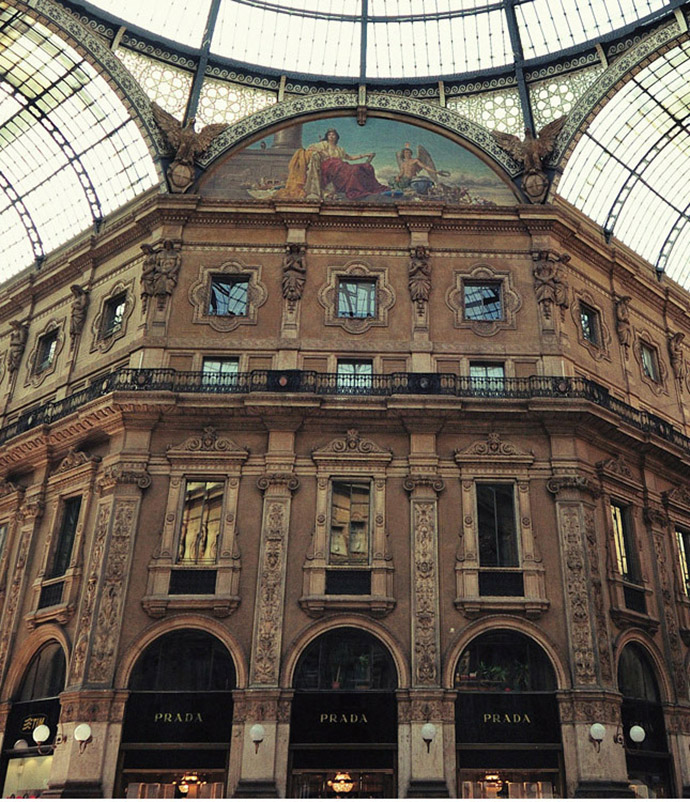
(454, 629), (562, 798)
(118, 628), (236, 799)
(288, 627), (398, 798)
(1, 641), (66, 797)
(618, 642), (673, 798)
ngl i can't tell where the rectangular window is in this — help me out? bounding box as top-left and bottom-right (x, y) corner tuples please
(35, 331), (58, 373)
(208, 277), (248, 316)
(0, 522), (7, 562)
(337, 279), (376, 318)
(611, 502), (640, 583)
(201, 357), (239, 387)
(470, 362), (505, 393)
(48, 497), (82, 578)
(476, 483), (518, 567)
(677, 528), (690, 595)
(337, 360), (373, 393)
(580, 302), (600, 346)
(329, 480), (370, 565)
(640, 342), (660, 382)
(101, 293), (127, 337)
(463, 282), (503, 321)
(177, 480), (223, 564)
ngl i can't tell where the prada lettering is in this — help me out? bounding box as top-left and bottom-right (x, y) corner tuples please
(483, 712), (532, 724)
(154, 712), (204, 723)
(320, 712), (369, 724)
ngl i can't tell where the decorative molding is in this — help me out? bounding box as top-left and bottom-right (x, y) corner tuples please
(634, 330), (668, 396)
(408, 246), (431, 314)
(532, 250), (570, 322)
(0, 527), (33, 687)
(24, 318), (66, 388)
(188, 258), (267, 332)
(53, 448), (100, 476)
(312, 429), (392, 460)
(652, 528), (687, 697)
(614, 296), (633, 357)
(668, 332), (686, 383)
(455, 432), (534, 463)
(583, 507), (613, 683)
(571, 290), (611, 361)
(446, 263), (522, 336)
(97, 462), (152, 493)
(69, 285), (89, 349)
(282, 243), (307, 310)
(411, 500), (440, 686)
(6, 320), (28, 375)
(546, 474), (600, 498)
(596, 456), (634, 481)
(257, 473), (300, 493)
(168, 426), (247, 456)
(140, 240), (181, 313)
(403, 475), (445, 495)
(317, 260), (395, 335)
(663, 485), (690, 513)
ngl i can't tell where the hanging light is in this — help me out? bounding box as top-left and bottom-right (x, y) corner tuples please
(174, 772), (205, 795)
(327, 771), (355, 794)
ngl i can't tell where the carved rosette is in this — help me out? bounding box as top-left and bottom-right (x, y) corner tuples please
(88, 500), (138, 684)
(411, 500), (440, 686)
(69, 500), (112, 686)
(557, 504), (596, 685)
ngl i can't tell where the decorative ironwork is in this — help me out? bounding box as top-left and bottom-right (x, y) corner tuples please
(3, 369), (690, 456)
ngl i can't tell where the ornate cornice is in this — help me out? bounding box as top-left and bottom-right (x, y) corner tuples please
(312, 429), (392, 461)
(97, 462), (152, 493)
(256, 473), (300, 494)
(454, 432), (534, 464)
(167, 426), (248, 457)
(403, 474), (445, 495)
(52, 448), (100, 476)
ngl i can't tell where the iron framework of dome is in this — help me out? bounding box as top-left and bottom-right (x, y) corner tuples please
(2, 0), (690, 286)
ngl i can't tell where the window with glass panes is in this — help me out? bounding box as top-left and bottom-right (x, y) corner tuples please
(611, 502), (640, 582)
(463, 281), (503, 320)
(579, 302), (601, 345)
(329, 480), (371, 565)
(177, 480), (223, 563)
(48, 497), (81, 578)
(202, 357), (239, 386)
(35, 330), (58, 373)
(208, 276), (248, 316)
(677, 528), (690, 595)
(0, 522), (7, 563)
(101, 293), (127, 337)
(337, 279), (376, 318)
(336, 360), (373, 392)
(476, 483), (518, 567)
(640, 342), (660, 382)
(469, 362), (505, 392)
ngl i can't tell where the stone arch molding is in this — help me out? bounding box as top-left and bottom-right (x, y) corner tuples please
(443, 615), (570, 691)
(199, 94), (522, 178)
(281, 615), (410, 690)
(115, 615), (248, 690)
(613, 630), (674, 705)
(4, 624), (70, 700)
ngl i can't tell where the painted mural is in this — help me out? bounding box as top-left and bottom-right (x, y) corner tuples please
(200, 116), (517, 205)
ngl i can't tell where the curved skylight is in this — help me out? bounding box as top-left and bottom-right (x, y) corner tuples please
(0, 4), (158, 282)
(79, 0), (674, 81)
(558, 39), (690, 289)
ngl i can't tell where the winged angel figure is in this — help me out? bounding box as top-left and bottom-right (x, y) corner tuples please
(492, 117), (567, 203)
(152, 103), (228, 193)
(393, 142), (449, 193)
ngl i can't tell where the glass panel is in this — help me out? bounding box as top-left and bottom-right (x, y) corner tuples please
(102, 294), (126, 336)
(178, 480), (224, 564)
(677, 529), (690, 596)
(48, 496), (81, 578)
(2, 755), (53, 798)
(337, 280), (376, 318)
(464, 282), (502, 320)
(618, 643), (660, 702)
(476, 484), (518, 567)
(640, 343), (659, 382)
(208, 277), (248, 316)
(469, 363), (505, 394)
(611, 502), (640, 582)
(35, 331), (58, 373)
(201, 357), (239, 386)
(0, 521), (7, 561)
(17, 643), (66, 701)
(579, 302), (599, 345)
(329, 480), (370, 564)
(337, 360), (373, 392)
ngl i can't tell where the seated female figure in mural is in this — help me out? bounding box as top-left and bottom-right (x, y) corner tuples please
(277, 128), (388, 201)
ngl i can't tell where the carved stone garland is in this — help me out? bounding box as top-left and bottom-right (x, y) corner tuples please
(250, 474), (299, 686)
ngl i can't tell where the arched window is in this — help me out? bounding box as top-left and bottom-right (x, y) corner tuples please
(128, 629), (235, 691)
(617, 643), (660, 702)
(16, 642), (66, 701)
(454, 630), (556, 692)
(294, 628), (397, 691)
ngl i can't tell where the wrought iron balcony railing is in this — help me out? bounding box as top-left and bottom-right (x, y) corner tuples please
(2, 368), (689, 456)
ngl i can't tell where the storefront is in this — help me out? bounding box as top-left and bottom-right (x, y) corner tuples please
(454, 631), (563, 799)
(1, 642), (65, 799)
(618, 643), (674, 798)
(117, 629), (235, 799)
(289, 628), (398, 798)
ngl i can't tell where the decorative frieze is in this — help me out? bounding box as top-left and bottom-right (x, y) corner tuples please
(411, 500), (440, 686)
(583, 508), (613, 684)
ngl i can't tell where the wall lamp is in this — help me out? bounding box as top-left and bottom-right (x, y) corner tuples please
(589, 722), (605, 752)
(74, 723), (92, 754)
(32, 724), (51, 755)
(614, 723), (646, 746)
(421, 722), (437, 753)
(249, 723), (265, 754)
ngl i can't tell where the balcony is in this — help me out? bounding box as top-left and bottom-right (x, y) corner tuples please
(2, 368), (689, 456)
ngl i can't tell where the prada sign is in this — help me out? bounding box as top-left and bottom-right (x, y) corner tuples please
(291, 692), (396, 745)
(456, 693), (560, 744)
(122, 692), (233, 744)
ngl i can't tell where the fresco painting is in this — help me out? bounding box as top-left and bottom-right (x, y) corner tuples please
(200, 116), (517, 205)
